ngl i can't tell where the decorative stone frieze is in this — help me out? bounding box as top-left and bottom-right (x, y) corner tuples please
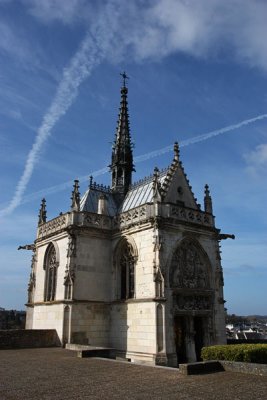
(37, 214), (68, 239)
(173, 293), (212, 312)
(37, 202), (214, 240)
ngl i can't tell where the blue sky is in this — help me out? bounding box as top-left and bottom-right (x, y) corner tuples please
(0, 0), (266, 315)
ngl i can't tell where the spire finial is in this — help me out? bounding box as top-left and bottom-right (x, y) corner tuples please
(71, 180), (80, 212)
(38, 198), (47, 226)
(89, 175), (93, 188)
(110, 74), (134, 198)
(120, 71), (129, 87)
(204, 184), (213, 214)
(174, 142), (180, 161)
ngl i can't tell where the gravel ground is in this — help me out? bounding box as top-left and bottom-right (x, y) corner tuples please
(0, 348), (266, 400)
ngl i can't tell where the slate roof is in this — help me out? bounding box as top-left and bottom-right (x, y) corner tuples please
(120, 170), (167, 212)
(80, 169), (168, 216)
(80, 188), (118, 216)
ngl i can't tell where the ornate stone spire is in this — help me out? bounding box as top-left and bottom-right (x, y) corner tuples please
(71, 180), (80, 211)
(174, 141), (180, 162)
(110, 72), (134, 198)
(204, 184), (213, 214)
(38, 198), (47, 226)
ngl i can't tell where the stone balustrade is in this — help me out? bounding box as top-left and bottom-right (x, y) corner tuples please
(37, 203), (214, 239)
(37, 213), (69, 239)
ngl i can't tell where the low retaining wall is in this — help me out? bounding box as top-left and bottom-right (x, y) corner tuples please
(221, 360), (267, 376)
(179, 361), (224, 375)
(0, 329), (60, 350)
(179, 360), (267, 376)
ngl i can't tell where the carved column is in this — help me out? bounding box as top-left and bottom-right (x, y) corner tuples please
(64, 232), (76, 300)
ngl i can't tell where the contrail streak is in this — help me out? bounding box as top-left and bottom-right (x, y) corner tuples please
(135, 113), (267, 162)
(5, 112), (266, 207)
(0, 32), (103, 218)
(0, 0), (118, 219)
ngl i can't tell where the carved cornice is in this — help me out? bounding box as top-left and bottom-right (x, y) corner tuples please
(36, 202), (215, 240)
(37, 213), (68, 239)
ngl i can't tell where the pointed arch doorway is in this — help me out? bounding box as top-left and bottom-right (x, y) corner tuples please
(170, 238), (213, 365)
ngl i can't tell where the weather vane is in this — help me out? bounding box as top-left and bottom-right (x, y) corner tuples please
(120, 71), (129, 87)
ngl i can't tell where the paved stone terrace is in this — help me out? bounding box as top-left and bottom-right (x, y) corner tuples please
(0, 348), (266, 399)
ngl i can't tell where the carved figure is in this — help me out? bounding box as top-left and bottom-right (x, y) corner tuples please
(67, 235), (76, 258)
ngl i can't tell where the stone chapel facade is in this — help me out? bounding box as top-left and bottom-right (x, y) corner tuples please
(25, 78), (231, 366)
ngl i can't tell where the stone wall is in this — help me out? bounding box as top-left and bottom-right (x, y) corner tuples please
(31, 304), (65, 340)
(0, 329), (60, 350)
(221, 360), (267, 376)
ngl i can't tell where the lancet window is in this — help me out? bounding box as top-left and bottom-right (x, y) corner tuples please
(44, 243), (58, 301)
(118, 240), (135, 300)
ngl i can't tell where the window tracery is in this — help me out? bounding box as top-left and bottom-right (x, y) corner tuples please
(44, 243), (58, 301)
(118, 240), (135, 300)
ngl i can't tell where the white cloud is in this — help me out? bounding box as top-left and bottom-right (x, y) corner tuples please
(245, 143), (267, 165)
(244, 143), (267, 177)
(22, 0), (267, 71)
(126, 0), (267, 70)
(3, 1), (267, 77)
(133, 0), (218, 60)
(24, 0), (267, 72)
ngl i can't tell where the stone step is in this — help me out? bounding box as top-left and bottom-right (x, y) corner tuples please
(65, 343), (115, 359)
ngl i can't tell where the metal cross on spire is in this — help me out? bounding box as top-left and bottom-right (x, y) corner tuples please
(120, 71), (129, 87)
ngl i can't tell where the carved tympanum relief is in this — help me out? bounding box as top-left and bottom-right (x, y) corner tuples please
(170, 241), (209, 290)
(170, 240), (212, 312)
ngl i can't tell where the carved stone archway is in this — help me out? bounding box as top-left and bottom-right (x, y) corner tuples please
(169, 238), (213, 363)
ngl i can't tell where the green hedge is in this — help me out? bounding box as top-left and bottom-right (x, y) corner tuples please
(201, 344), (267, 364)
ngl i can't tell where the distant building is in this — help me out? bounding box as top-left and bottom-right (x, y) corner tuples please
(226, 322), (267, 341)
(0, 309), (26, 330)
(25, 77), (231, 366)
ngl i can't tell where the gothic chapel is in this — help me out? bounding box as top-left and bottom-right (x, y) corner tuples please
(26, 76), (232, 366)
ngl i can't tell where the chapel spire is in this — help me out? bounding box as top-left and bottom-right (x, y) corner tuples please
(110, 72), (134, 198)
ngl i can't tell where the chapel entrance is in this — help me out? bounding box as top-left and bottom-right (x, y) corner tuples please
(170, 239), (213, 365)
(173, 315), (206, 364)
(173, 316), (187, 364)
